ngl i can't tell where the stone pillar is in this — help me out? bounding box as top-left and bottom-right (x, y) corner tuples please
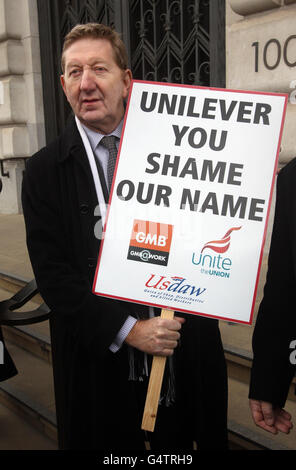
(0, 0), (45, 214)
(226, 0), (296, 310)
(227, 0), (296, 166)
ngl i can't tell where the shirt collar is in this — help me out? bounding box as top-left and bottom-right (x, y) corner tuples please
(81, 120), (123, 151)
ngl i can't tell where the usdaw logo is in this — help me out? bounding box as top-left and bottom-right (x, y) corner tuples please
(127, 219), (173, 266)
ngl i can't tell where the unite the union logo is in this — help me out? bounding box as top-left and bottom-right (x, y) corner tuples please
(192, 226), (242, 278)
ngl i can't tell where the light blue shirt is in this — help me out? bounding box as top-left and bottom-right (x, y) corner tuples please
(81, 121), (123, 189)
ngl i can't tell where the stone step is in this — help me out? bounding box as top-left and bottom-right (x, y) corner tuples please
(220, 321), (296, 402)
(1, 271), (295, 450)
(227, 377), (296, 451)
(0, 282), (51, 363)
(0, 271), (30, 294)
(0, 278), (57, 449)
(0, 400), (57, 450)
(0, 334), (57, 445)
(2, 322), (51, 365)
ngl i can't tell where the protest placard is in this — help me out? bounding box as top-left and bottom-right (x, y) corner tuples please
(93, 80), (287, 326)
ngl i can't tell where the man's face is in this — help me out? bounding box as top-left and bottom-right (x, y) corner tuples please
(61, 38), (132, 134)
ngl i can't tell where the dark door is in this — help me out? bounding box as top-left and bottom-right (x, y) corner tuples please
(37, 0), (225, 144)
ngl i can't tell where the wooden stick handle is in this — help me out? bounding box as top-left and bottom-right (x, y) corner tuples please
(141, 308), (174, 432)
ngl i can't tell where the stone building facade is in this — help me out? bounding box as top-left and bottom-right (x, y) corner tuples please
(227, 0), (296, 167)
(0, 0), (45, 213)
(227, 0), (296, 254)
(0, 0), (295, 219)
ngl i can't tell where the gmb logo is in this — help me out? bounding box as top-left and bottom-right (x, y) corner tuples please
(127, 219), (173, 266)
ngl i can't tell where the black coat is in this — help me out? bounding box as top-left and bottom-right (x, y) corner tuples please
(249, 159), (296, 407)
(22, 116), (228, 450)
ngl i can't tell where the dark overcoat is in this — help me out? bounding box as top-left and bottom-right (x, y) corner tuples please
(249, 159), (296, 407)
(22, 116), (228, 450)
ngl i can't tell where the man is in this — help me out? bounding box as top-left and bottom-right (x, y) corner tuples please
(249, 160), (296, 436)
(22, 23), (228, 450)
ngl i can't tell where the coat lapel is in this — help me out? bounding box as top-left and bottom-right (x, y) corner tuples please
(58, 116), (103, 279)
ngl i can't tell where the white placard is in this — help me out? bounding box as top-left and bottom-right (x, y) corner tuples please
(93, 80), (287, 324)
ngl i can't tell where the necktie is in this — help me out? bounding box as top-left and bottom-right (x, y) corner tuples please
(100, 135), (118, 190)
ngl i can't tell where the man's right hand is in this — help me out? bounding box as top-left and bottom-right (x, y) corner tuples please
(249, 399), (293, 434)
(125, 316), (185, 357)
